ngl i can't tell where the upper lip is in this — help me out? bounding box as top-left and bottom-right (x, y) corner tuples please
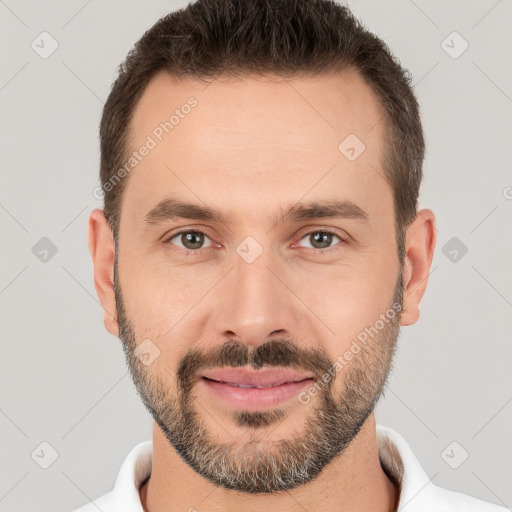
(201, 368), (316, 387)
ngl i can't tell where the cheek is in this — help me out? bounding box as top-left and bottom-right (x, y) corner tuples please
(294, 256), (399, 356)
(117, 253), (218, 350)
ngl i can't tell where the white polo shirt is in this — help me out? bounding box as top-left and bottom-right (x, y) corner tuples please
(71, 425), (507, 511)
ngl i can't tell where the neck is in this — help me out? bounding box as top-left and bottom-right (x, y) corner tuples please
(139, 414), (399, 512)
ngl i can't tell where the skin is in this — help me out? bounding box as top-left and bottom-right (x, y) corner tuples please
(88, 70), (436, 512)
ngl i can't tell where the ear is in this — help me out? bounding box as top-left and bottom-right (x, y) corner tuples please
(400, 209), (437, 326)
(88, 208), (119, 337)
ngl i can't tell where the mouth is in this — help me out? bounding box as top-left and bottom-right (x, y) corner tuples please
(201, 378), (311, 388)
(201, 367), (317, 387)
(198, 368), (317, 410)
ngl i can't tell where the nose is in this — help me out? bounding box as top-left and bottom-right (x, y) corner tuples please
(209, 249), (299, 348)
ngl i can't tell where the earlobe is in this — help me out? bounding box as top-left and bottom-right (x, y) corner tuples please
(88, 209), (119, 337)
(400, 209), (437, 327)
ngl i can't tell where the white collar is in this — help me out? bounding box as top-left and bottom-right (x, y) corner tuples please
(73, 425), (506, 511)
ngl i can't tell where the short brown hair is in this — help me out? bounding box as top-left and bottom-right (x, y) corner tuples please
(100, 0), (424, 262)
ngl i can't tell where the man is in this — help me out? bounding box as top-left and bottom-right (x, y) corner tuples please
(75, 0), (506, 510)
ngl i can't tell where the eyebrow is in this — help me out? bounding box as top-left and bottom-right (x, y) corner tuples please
(143, 196), (369, 227)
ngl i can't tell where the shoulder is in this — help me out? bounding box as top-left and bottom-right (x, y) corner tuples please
(68, 439), (152, 512)
(433, 485), (508, 511)
(376, 425), (508, 512)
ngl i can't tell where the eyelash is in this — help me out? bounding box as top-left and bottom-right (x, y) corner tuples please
(163, 228), (347, 255)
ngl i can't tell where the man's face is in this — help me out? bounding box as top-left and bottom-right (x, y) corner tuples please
(113, 70), (403, 492)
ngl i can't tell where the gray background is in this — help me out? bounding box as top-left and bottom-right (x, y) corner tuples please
(1, 1), (511, 510)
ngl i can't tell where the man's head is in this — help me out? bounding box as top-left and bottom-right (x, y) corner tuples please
(88, 0), (436, 495)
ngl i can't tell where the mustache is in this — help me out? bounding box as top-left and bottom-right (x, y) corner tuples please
(176, 339), (333, 386)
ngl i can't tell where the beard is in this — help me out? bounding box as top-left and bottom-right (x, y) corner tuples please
(113, 255), (403, 494)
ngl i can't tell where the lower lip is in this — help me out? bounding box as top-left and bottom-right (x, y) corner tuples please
(200, 377), (315, 410)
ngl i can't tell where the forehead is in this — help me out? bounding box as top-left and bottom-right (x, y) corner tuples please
(121, 70), (391, 228)
(129, 69), (384, 151)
